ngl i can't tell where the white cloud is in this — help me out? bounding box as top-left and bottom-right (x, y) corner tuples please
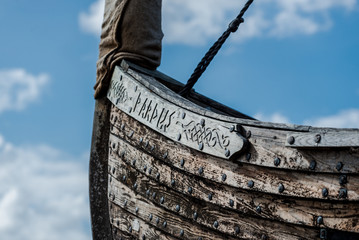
(80, 0), (357, 44)
(0, 135), (90, 240)
(79, 0), (105, 36)
(254, 112), (291, 124)
(0, 69), (49, 114)
(304, 109), (359, 128)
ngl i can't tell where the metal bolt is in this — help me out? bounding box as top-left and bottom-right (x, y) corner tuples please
(198, 238), (203, 240)
(180, 229), (184, 237)
(128, 131), (134, 138)
(128, 226), (132, 233)
(222, 174), (227, 182)
(163, 221), (167, 228)
(112, 194), (115, 201)
(145, 141), (149, 148)
(160, 197), (164, 204)
(246, 130), (252, 138)
(278, 183), (285, 193)
(336, 162), (344, 171)
(121, 124), (125, 130)
(175, 205), (180, 212)
(128, 107), (132, 113)
(133, 183), (138, 190)
(234, 226), (240, 234)
(261, 234), (268, 240)
(181, 112), (186, 119)
(248, 180), (254, 188)
(112, 143), (116, 149)
(229, 125), (235, 132)
(274, 157), (281, 166)
(177, 133), (182, 141)
(142, 234), (146, 240)
(124, 200), (127, 206)
(151, 145), (155, 151)
(152, 192), (157, 199)
(317, 216), (324, 224)
(198, 167), (204, 175)
(146, 189), (150, 196)
(120, 151), (125, 158)
(122, 175), (126, 182)
(156, 217), (160, 224)
(149, 214), (153, 221)
(200, 119), (205, 126)
(229, 199), (234, 207)
(139, 137), (143, 144)
(180, 159), (185, 168)
(171, 179), (176, 187)
(188, 187), (193, 194)
(132, 159), (136, 166)
(309, 160), (317, 170)
(193, 212), (198, 220)
(199, 142), (204, 150)
(339, 188), (347, 198)
(339, 175), (347, 185)
(287, 136), (295, 145)
(135, 207), (139, 213)
(143, 165), (147, 172)
(322, 188), (328, 197)
(163, 152), (168, 159)
(256, 206), (262, 214)
(156, 173), (160, 180)
(225, 149), (230, 157)
(148, 168), (152, 174)
(320, 228), (327, 240)
(213, 221), (219, 228)
(246, 153), (251, 161)
(112, 167), (116, 174)
(208, 193), (213, 200)
(315, 134), (321, 143)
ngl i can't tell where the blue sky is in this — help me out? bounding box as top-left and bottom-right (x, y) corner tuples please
(0, 0), (358, 239)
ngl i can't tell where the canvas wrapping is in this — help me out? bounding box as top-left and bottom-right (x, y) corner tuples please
(94, 0), (163, 98)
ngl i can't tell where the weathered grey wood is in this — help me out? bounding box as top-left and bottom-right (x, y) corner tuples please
(107, 67), (247, 159)
(108, 155), (320, 239)
(108, 130), (359, 232)
(89, 97), (112, 240)
(286, 132), (359, 148)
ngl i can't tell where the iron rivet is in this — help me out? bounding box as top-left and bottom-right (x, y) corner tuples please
(124, 200), (127, 207)
(320, 228), (327, 239)
(180, 159), (185, 167)
(225, 149), (230, 157)
(309, 160), (317, 170)
(278, 183), (285, 193)
(128, 107), (132, 113)
(128, 131), (134, 138)
(160, 197), (165, 204)
(143, 165), (147, 172)
(177, 133), (182, 141)
(139, 137), (143, 144)
(339, 175), (347, 185)
(135, 207), (139, 213)
(142, 235), (146, 240)
(287, 136), (295, 145)
(180, 229), (184, 237)
(222, 174), (227, 182)
(315, 134), (322, 143)
(128, 226), (132, 233)
(133, 183), (138, 190)
(171, 179), (176, 187)
(112, 167), (116, 174)
(117, 220), (119, 226)
(181, 112), (186, 119)
(199, 142), (204, 150)
(246, 153), (251, 161)
(248, 180), (254, 188)
(339, 188), (347, 198)
(156, 217), (160, 224)
(322, 188), (328, 197)
(246, 130), (252, 138)
(112, 143), (116, 149)
(274, 157), (281, 166)
(148, 168), (152, 174)
(336, 162), (343, 171)
(229, 125), (235, 132)
(163, 221), (167, 228)
(256, 206), (262, 214)
(163, 152), (168, 159)
(193, 212), (198, 220)
(213, 221), (219, 228)
(198, 167), (204, 175)
(261, 234), (268, 240)
(234, 226), (240, 234)
(317, 216), (324, 224)
(188, 187), (193, 194)
(120, 151), (125, 158)
(112, 194), (115, 201)
(122, 175), (126, 182)
(149, 214), (153, 221)
(151, 145), (155, 151)
(229, 199), (234, 207)
(156, 173), (160, 180)
(134, 86), (137, 92)
(146, 189), (150, 196)
(110, 177), (112, 183)
(132, 159), (136, 166)
(175, 205), (180, 212)
(208, 193), (213, 200)
(200, 119), (205, 126)
(198, 238), (203, 240)
(145, 141), (149, 148)
(152, 192), (157, 199)
(121, 124), (125, 130)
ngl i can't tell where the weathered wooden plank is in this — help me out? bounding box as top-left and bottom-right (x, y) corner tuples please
(286, 132), (359, 148)
(107, 66), (247, 159)
(108, 159), (320, 239)
(109, 108), (359, 201)
(108, 133), (359, 232)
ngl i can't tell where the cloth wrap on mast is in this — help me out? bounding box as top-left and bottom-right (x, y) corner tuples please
(94, 0), (163, 98)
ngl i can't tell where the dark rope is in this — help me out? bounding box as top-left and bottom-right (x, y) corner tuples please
(179, 0), (254, 97)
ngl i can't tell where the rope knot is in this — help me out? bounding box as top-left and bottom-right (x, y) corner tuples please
(228, 18), (244, 32)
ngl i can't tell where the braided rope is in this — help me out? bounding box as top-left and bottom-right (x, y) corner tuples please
(179, 0), (254, 97)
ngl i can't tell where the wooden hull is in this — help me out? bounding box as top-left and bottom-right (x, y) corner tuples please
(90, 61), (359, 240)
